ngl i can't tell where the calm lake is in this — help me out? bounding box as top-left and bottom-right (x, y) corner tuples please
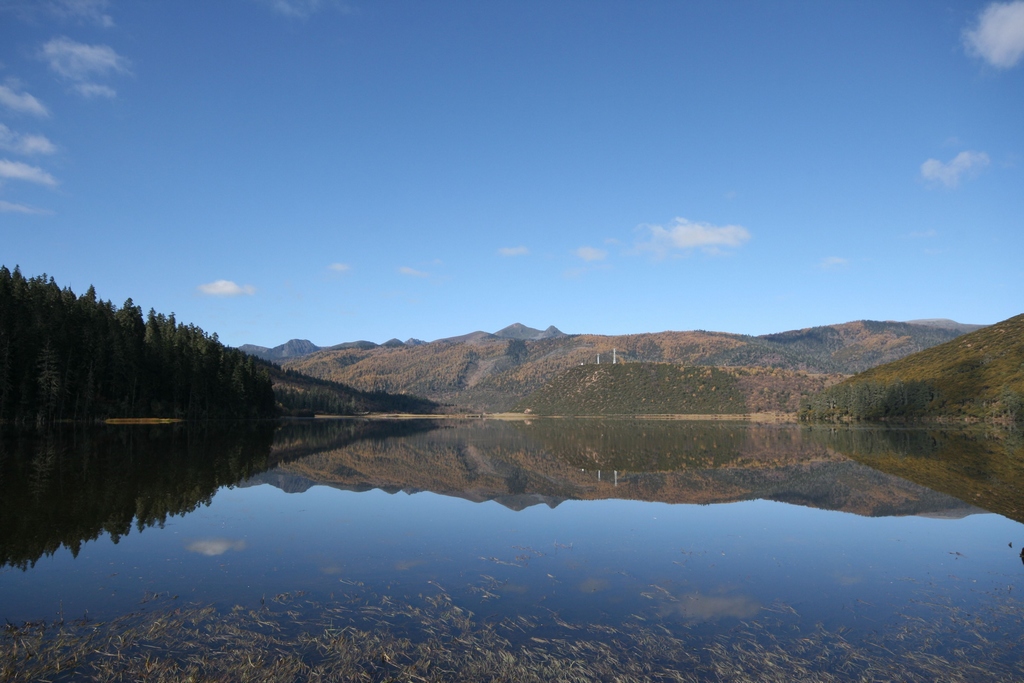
(2, 419), (1023, 681)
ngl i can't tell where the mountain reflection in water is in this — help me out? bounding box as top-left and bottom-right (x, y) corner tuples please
(247, 419), (988, 519)
(4, 419), (1020, 571)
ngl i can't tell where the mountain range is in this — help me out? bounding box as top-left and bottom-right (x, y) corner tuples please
(255, 318), (981, 412)
(238, 323), (566, 362)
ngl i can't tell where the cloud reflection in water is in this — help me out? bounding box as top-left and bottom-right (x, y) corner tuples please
(186, 539), (247, 556)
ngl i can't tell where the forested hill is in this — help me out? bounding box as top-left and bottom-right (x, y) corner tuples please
(261, 361), (439, 416)
(801, 313), (1024, 424)
(513, 363), (833, 416)
(515, 364), (747, 416)
(0, 267), (276, 424)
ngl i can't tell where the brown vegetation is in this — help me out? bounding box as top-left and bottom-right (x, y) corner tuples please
(283, 320), (956, 412)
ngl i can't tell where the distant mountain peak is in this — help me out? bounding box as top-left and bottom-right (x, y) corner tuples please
(493, 323), (566, 341)
(239, 339), (321, 362)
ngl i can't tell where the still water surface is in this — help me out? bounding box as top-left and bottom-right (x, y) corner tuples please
(2, 419), (1023, 680)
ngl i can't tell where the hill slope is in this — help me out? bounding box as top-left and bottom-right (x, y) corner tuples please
(261, 362), (438, 416)
(514, 363), (836, 415)
(801, 313), (1024, 423)
(514, 364), (747, 415)
(284, 320), (971, 412)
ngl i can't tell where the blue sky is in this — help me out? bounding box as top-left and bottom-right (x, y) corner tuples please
(1, 1), (1022, 347)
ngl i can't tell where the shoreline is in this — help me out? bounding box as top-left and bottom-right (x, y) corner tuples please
(314, 411), (798, 422)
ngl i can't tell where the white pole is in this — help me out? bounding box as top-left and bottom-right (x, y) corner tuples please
(613, 348), (616, 364)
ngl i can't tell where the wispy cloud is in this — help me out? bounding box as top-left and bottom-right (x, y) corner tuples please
(0, 200), (51, 215)
(575, 246), (607, 262)
(399, 266), (429, 278)
(41, 37), (130, 97)
(1, 0), (114, 26)
(907, 229), (937, 239)
(498, 246), (529, 257)
(51, 0), (115, 27)
(0, 159), (58, 186)
(920, 150), (990, 188)
(0, 84), (49, 117)
(819, 256), (848, 270)
(964, 1), (1024, 68)
(197, 280), (256, 296)
(328, 262), (351, 272)
(0, 124), (56, 155)
(255, 0), (352, 18)
(75, 83), (117, 98)
(635, 217), (751, 258)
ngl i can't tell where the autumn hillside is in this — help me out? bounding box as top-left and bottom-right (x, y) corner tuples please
(281, 320), (970, 412)
(801, 313), (1024, 423)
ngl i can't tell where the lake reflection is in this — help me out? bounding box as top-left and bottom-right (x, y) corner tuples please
(2, 419), (1023, 681)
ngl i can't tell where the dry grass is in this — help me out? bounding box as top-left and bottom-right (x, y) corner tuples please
(3, 587), (1022, 682)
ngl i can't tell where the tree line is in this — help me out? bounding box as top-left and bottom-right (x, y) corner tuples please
(799, 379), (938, 422)
(0, 266), (276, 425)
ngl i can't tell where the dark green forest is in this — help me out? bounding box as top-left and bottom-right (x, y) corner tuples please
(512, 363), (748, 416)
(0, 267), (276, 424)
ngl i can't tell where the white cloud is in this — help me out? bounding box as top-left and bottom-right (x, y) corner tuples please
(0, 84), (49, 117)
(399, 266), (429, 277)
(920, 150), (990, 188)
(75, 83), (117, 98)
(0, 200), (51, 214)
(328, 262), (351, 272)
(0, 158), (58, 186)
(498, 246), (529, 256)
(635, 217), (751, 258)
(41, 37), (129, 97)
(197, 280), (256, 296)
(0, 124), (56, 155)
(819, 256), (848, 270)
(964, 1), (1024, 68)
(575, 246), (607, 262)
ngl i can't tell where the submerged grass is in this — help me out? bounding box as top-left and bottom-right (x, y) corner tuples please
(2, 588), (1023, 682)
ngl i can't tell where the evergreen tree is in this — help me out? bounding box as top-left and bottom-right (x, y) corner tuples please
(0, 266), (276, 424)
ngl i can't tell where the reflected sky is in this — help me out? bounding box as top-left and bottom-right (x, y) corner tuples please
(3, 477), (1022, 634)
